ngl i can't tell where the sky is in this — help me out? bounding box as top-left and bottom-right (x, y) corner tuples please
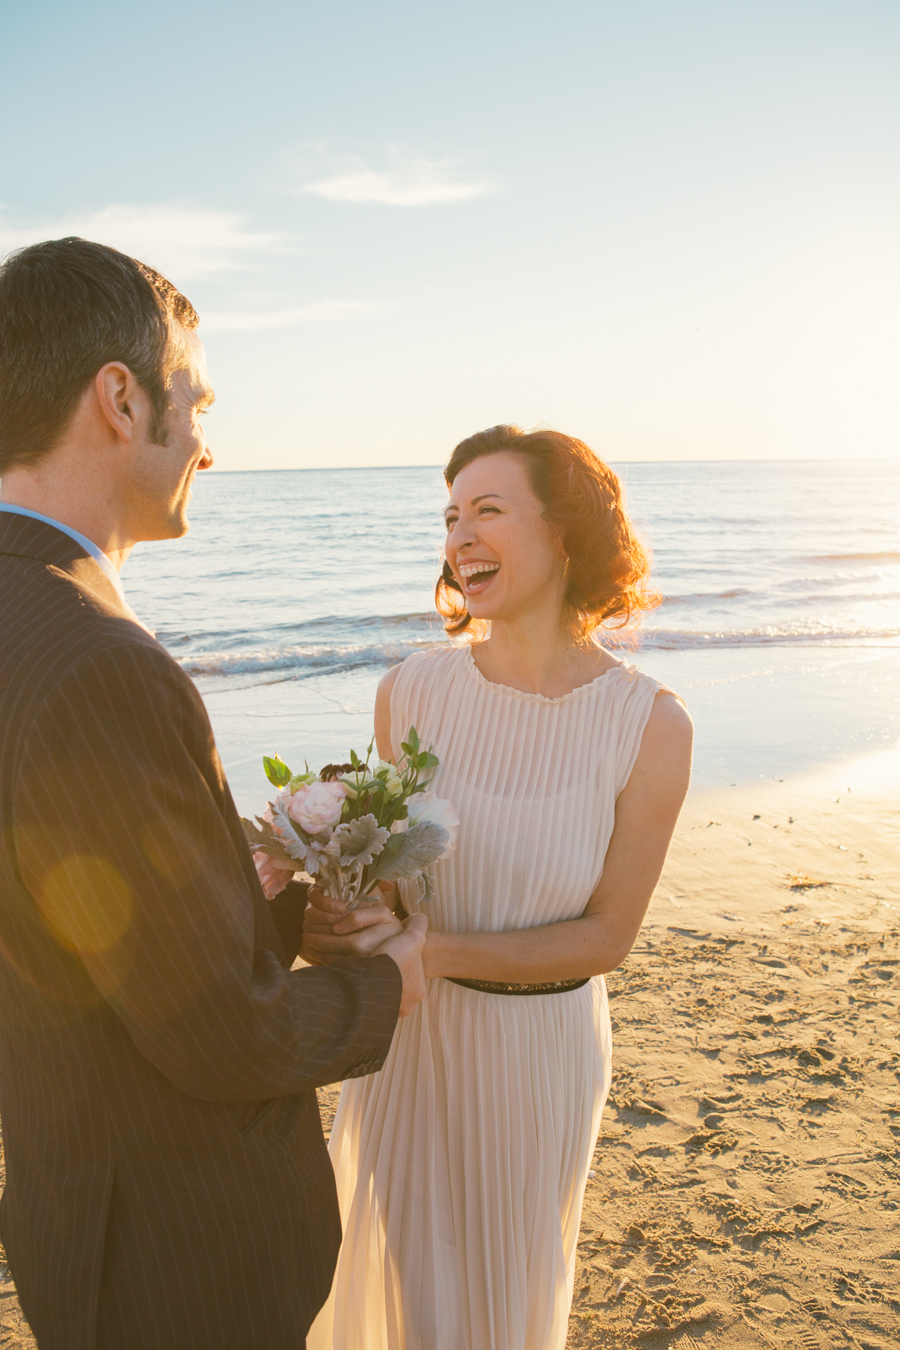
(1, 0), (898, 469)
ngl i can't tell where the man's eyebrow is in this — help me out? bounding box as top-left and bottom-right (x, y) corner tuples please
(196, 389), (216, 410)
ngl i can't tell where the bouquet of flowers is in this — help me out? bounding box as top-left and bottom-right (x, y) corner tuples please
(241, 727), (458, 910)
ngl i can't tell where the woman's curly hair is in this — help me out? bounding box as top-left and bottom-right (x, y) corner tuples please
(436, 425), (660, 640)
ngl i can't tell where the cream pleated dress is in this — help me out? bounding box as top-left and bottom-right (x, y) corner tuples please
(307, 645), (668, 1350)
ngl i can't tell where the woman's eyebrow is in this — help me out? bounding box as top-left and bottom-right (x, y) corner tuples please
(444, 491), (504, 520)
(445, 493), (502, 511)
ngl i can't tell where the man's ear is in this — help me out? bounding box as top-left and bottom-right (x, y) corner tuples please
(94, 362), (144, 444)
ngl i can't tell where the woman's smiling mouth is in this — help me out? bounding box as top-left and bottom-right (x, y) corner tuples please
(458, 561), (501, 595)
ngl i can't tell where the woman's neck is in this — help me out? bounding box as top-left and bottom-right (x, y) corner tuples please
(471, 616), (617, 699)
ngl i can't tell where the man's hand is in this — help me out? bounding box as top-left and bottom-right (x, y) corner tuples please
(302, 888), (403, 965)
(301, 888), (426, 1016)
(374, 914), (427, 1017)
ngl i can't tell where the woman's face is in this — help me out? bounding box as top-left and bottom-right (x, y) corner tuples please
(443, 452), (566, 627)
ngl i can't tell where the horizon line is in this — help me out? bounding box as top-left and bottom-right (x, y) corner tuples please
(203, 456), (900, 474)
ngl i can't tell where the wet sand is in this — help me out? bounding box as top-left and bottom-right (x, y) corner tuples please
(1, 760), (897, 1347)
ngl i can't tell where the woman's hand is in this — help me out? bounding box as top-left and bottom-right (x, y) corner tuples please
(302, 886), (404, 965)
(372, 880), (403, 913)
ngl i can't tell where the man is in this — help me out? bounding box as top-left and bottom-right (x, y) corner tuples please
(0, 237), (426, 1350)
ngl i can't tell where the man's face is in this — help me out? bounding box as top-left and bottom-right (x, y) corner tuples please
(130, 328), (215, 541)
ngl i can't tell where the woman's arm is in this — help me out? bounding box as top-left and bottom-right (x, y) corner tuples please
(304, 692), (692, 979)
(425, 693), (692, 979)
(373, 663), (402, 761)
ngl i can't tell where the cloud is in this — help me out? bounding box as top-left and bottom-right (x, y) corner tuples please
(0, 203), (286, 281)
(202, 300), (385, 332)
(301, 149), (487, 207)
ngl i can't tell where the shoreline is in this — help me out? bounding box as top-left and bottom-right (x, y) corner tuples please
(206, 643), (900, 817)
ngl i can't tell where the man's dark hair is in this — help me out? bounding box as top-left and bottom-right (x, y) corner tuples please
(0, 237), (199, 474)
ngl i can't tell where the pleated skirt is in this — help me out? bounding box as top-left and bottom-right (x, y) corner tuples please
(307, 975), (612, 1350)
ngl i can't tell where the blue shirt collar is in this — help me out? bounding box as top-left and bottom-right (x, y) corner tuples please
(0, 503), (126, 603)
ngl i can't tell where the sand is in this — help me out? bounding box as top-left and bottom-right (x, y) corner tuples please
(1, 759), (897, 1348)
(561, 759), (900, 1350)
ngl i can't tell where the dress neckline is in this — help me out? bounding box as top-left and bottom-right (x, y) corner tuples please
(461, 645), (634, 705)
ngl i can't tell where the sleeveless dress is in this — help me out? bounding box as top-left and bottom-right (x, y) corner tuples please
(307, 646), (668, 1350)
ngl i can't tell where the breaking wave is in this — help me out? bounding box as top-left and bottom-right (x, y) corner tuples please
(173, 617), (899, 683)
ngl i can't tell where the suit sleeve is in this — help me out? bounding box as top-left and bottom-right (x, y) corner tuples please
(13, 643), (401, 1102)
(269, 880), (310, 967)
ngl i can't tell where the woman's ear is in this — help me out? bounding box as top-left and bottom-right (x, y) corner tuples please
(552, 521), (569, 562)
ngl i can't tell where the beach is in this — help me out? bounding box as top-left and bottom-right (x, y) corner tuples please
(564, 757), (900, 1350)
(1, 460), (898, 1345)
(315, 754), (900, 1350)
(1, 756), (897, 1347)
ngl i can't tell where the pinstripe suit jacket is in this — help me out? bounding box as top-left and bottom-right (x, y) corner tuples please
(0, 514), (401, 1350)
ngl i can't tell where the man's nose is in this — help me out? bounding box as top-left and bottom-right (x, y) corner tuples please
(199, 439), (214, 470)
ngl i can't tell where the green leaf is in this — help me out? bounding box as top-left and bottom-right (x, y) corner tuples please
(263, 755), (292, 788)
(408, 726), (420, 751)
(382, 832), (405, 857)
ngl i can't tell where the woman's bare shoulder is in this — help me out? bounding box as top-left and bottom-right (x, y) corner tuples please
(377, 662), (405, 700)
(638, 690), (693, 780)
(649, 687), (693, 733)
(374, 664), (404, 758)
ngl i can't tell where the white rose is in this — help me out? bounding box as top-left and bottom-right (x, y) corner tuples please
(405, 792), (459, 856)
(376, 760), (404, 798)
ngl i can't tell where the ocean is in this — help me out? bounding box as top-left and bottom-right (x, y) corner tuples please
(124, 460), (900, 813)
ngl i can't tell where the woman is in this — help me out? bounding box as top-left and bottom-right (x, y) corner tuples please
(305, 426), (692, 1350)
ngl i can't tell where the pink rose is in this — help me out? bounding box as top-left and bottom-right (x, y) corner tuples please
(254, 851), (295, 900)
(262, 786), (294, 825)
(287, 780), (348, 834)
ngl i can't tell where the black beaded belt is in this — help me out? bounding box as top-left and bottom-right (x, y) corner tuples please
(446, 977), (590, 996)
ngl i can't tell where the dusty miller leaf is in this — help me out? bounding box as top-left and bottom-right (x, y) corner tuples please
(241, 815), (301, 870)
(325, 814), (390, 867)
(267, 804), (323, 867)
(241, 816), (266, 845)
(369, 821), (449, 882)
